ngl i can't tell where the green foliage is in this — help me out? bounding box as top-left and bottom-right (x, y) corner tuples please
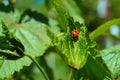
(47, 20), (97, 70)
(47, 0), (113, 79)
(0, 9), (50, 79)
(0, 21), (30, 79)
(102, 45), (120, 78)
(52, 0), (84, 31)
(53, 0), (70, 31)
(0, 0), (120, 80)
(62, 0), (84, 23)
(85, 55), (112, 80)
(0, 57), (31, 79)
(0, 21), (24, 59)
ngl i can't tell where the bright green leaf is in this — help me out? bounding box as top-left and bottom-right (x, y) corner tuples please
(0, 57), (31, 79)
(101, 45), (120, 78)
(53, 0), (70, 31)
(10, 20), (51, 57)
(47, 20), (96, 70)
(53, 0), (84, 31)
(48, 18), (60, 34)
(62, 0), (84, 23)
(0, 11), (51, 57)
(0, 10), (51, 79)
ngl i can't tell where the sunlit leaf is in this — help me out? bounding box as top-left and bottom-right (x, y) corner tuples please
(53, 0), (84, 31)
(47, 20), (96, 70)
(0, 10), (50, 79)
(53, 0), (70, 31)
(101, 45), (120, 78)
(62, 0), (84, 23)
(0, 57), (31, 79)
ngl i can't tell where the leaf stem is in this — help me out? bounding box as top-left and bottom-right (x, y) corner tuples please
(25, 54), (49, 80)
(67, 68), (73, 80)
(90, 18), (120, 40)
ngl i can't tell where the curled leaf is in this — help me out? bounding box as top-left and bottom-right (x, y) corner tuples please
(47, 20), (96, 70)
(0, 21), (25, 60)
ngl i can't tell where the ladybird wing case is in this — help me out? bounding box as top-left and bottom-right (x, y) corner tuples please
(71, 30), (80, 38)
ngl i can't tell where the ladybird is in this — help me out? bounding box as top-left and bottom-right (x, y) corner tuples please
(71, 30), (80, 39)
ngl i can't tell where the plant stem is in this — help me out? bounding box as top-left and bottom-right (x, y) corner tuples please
(90, 18), (120, 40)
(67, 68), (73, 80)
(25, 54), (49, 80)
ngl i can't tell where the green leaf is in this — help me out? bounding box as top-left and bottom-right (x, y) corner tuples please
(0, 11), (50, 57)
(70, 67), (89, 80)
(53, 0), (84, 31)
(0, 21), (25, 59)
(68, 55), (112, 80)
(0, 10), (50, 79)
(11, 20), (51, 57)
(0, 57), (31, 79)
(62, 0), (84, 23)
(50, 1), (94, 70)
(0, 60), (3, 69)
(85, 55), (113, 80)
(47, 20), (96, 70)
(49, 18), (61, 35)
(53, 0), (70, 31)
(90, 18), (120, 40)
(101, 45), (120, 78)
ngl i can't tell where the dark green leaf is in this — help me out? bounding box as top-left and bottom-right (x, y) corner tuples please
(85, 55), (113, 80)
(0, 21), (24, 60)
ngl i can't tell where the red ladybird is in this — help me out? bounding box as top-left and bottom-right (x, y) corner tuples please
(71, 30), (80, 38)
